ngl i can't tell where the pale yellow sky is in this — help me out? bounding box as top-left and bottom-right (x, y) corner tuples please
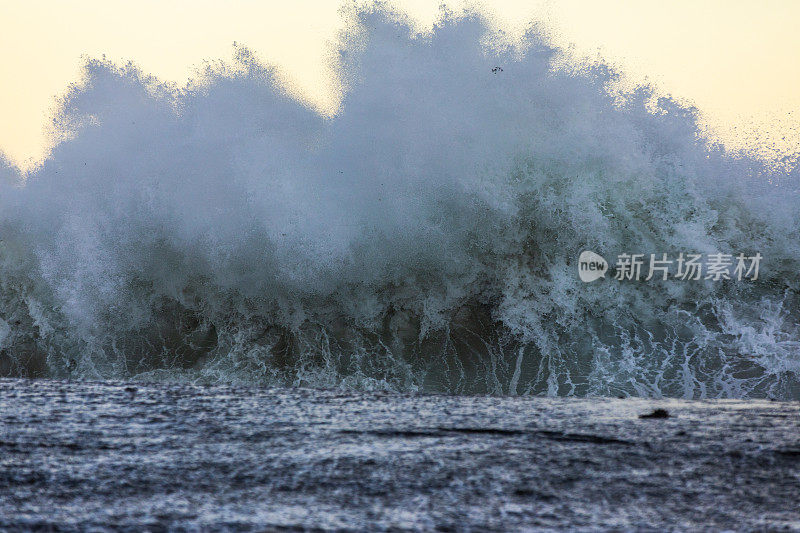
(1, 0), (798, 170)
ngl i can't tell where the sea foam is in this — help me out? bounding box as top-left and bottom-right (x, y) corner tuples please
(1, 8), (798, 398)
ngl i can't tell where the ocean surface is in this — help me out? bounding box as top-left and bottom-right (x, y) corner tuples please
(2, 4), (799, 531)
(2, 378), (799, 531)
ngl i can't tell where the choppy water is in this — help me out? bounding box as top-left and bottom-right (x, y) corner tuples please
(2, 379), (799, 530)
(1, 6), (799, 397)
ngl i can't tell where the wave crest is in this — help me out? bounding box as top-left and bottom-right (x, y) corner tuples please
(1, 9), (799, 398)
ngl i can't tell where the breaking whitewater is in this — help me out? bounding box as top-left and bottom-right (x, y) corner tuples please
(1, 9), (798, 399)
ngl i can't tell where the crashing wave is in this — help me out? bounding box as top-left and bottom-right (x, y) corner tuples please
(1, 8), (798, 398)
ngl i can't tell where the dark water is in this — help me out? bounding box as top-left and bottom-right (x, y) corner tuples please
(1, 379), (799, 531)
